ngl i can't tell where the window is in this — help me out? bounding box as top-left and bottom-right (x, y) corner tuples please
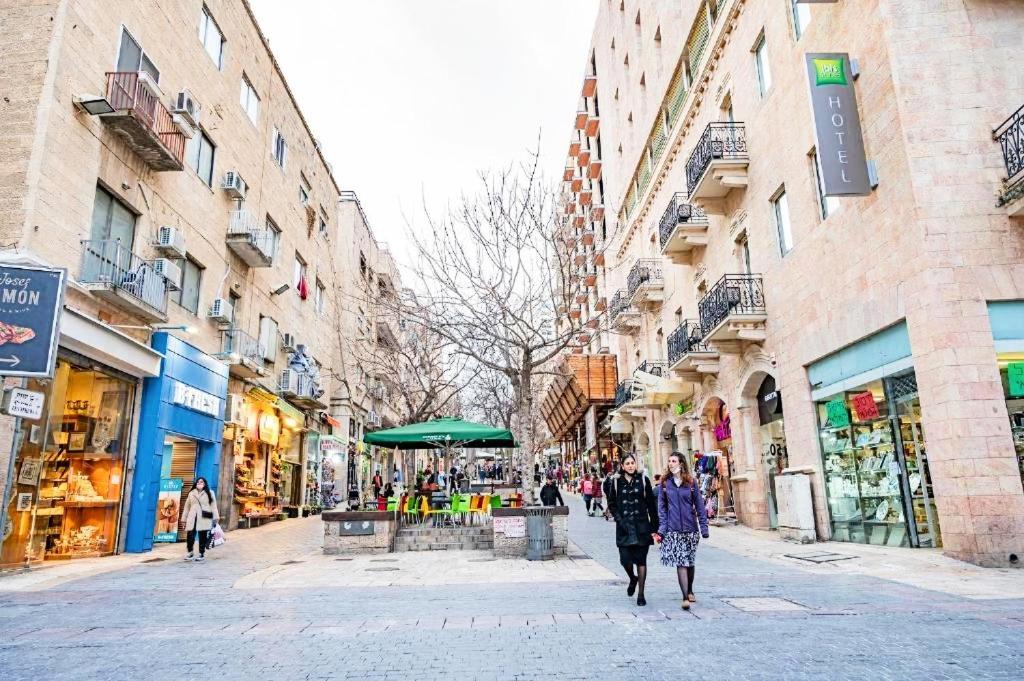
(116, 28), (159, 82)
(739, 235), (752, 274)
(772, 189), (794, 256)
(90, 186), (136, 247)
(359, 251), (367, 278)
(271, 127), (287, 168)
(791, 0), (812, 40)
(239, 76), (259, 124)
(318, 211), (328, 237)
(199, 7), (224, 69)
(258, 315), (279, 362)
(299, 176), (310, 206)
(754, 35), (772, 96)
(315, 279), (326, 315)
(266, 216), (282, 263)
(811, 150), (840, 219)
(228, 290), (241, 324)
(293, 252), (307, 289)
(185, 130), (215, 186)
(170, 257), (203, 313)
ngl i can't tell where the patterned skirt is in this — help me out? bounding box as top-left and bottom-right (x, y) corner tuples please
(659, 531), (700, 567)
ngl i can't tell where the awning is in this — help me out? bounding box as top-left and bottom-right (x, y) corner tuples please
(630, 370), (695, 407)
(59, 307), (162, 378)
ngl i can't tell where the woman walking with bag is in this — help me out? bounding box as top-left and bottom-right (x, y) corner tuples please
(607, 454), (659, 607)
(655, 452), (709, 609)
(182, 477), (219, 562)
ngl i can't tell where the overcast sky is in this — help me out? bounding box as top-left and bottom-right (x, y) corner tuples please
(248, 0), (599, 270)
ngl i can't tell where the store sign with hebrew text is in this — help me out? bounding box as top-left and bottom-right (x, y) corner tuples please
(825, 398), (850, 428)
(806, 53), (871, 196)
(1008, 362), (1024, 397)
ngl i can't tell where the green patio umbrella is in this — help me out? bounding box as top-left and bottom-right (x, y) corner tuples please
(363, 417), (517, 450)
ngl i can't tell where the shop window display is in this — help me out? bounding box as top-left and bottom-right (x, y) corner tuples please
(2, 358), (134, 566)
(817, 372), (940, 548)
(997, 354), (1024, 487)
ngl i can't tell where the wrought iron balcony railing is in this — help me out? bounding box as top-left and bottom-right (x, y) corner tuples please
(614, 380), (634, 408)
(626, 259), (663, 301)
(667, 319), (713, 366)
(685, 122), (748, 198)
(79, 239), (169, 315)
(218, 327), (265, 365)
(609, 289), (628, 322)
(658, 192), (709, 250)
(995, 103), (1024, 194)
(102, 72), (185, 171)
(697, 274), (766, 335)
(636, 359), (668, 378)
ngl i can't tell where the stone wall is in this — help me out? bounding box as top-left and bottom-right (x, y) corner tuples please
(322, 511), (395, 555)
(492, 507), (569, 559)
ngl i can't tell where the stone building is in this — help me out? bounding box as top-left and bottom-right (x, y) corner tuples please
(557, 0), (1024, 566)
(0, 0), (400, 566)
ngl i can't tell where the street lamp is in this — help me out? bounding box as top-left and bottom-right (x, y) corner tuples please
(73, 94), (115, 115)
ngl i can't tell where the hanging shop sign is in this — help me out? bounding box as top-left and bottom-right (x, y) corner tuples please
(172, 381), (221, 418)
(0, 263), (67, 378)
(258, 412), (281, 446)
(805, 53), (871, 197)
(825, 397), (850, 428)
(2, 387), (45, 420)
(320, 435), (346, 452)
(851, 391), (880, 421)
(1008, 362), (1024, 397)
(153, 478), (183, 542)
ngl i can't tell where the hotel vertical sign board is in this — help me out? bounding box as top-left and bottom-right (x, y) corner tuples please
(0, 263), (66, 378)
(806, 53), (871, 197)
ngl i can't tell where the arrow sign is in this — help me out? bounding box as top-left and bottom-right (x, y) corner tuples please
(0, 263), (67, 378)
(0, 356), (21, 367)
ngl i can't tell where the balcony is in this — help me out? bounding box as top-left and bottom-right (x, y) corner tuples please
(99, 72), (185, 171)
(636, 359), (668, 378)
(697, 274), (767, 346)
(995, 104), (1024, 216)
(609, 290), (640, 334)
(591, 205), (605, 222)
(575, 110), (588, 130)
(626, 259), (664, 308)
(573, 252), (586, 266)
(667, 319), (719, 380)
(574, 215), (586, 228)
(569, 305), (582, 320)
(588, 157), (603, 180)
(571, 177), (583, 192)
(280, 368), (328, 410)
(376, 317), (399, 348)
(581, 229), (595, 246)
(575, 291), (588, 304)
(569, 140), (581, 156)
(563, 166), (574, 182)
(582, 75), (597, 98)
(78, 240), (168, 322)
(585, 117), (600, 137)
(593, 252), (605, 267)
(216, 328), (267, 379)
(578, 149), (591, 166)
(614, 380), (635, 409)
(685, 122), (749, 208)
(226, 210), (276, 267)
(658, 192), (709, 264)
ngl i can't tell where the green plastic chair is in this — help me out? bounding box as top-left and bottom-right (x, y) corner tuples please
(386, 497), (398, 512)
(490, 495), (503, 510)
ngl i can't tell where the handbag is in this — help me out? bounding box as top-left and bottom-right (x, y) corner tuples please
(201, 510), (214, 519)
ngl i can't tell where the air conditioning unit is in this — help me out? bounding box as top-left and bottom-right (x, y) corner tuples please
(152, 258), (183, 291)
(279, 368), (299, 396)
(207, 298), (233, 324)
(222, 171), (247, 199)
(172, 90), (200, 127)
(281, 332), (298, 352)
(224, 393), (244, 424)
(367, 410), (381, 427)
(155, 225), (186, 258)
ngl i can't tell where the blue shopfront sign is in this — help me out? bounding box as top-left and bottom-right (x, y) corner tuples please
(124, 333), (228, 552)
(0, 263), (66, 377)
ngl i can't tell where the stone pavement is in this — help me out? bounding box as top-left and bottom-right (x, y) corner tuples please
(1, 506), (1022, 680)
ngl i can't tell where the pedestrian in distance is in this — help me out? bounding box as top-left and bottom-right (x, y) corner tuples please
(381, 483), (395, 499)
(540, 477), (564, 506)
(654, 452), (709, 610)
(591, 471), (604, 515)
(372, 470), (383, 499)
(580, 473), (595, 516)
(182, 476), (219, 562)
(652, 474), (662, 504)
(606, 454), (658, 607)
(555, 467), (564, 489)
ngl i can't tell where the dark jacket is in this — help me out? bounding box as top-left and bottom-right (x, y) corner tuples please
(539, 483), (564, 507)
(657, 476), (709, 537)
(607, 473), (659, 547)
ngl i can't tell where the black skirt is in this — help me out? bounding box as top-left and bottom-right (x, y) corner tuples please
(618, 544), (650, 567)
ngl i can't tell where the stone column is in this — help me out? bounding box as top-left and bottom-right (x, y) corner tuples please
(738, 406), (757, 474)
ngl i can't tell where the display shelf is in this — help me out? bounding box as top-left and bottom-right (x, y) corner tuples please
(63, 500), (118, 508)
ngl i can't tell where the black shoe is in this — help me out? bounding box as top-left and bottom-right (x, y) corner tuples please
(637, 595), (646, 607)
(627, 577), (638, 596)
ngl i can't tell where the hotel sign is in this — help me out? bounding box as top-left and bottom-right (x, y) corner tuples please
(0, 263), (66, 378)
(806, 53), (871, 197)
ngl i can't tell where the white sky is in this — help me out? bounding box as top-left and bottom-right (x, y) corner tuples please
(249, 0), (599, 271)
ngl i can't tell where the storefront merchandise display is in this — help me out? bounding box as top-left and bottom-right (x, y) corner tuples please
(998, 357), (1024, 487)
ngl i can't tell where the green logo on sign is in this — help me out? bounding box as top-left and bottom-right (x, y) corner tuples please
(1008, 362), (1024, 398)
(813, 58), (847, 86)
(825, 398), (850, 428)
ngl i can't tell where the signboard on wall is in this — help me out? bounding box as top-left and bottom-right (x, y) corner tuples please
(154, 478), (183, 542)
(805, 53), (871, 196)
(494, 516), (526, 538)
(172, 381), (221, 418)
(1008, 362), (1024, 397)
(825, 398), (850, 428)
(0, 263), (67, 378)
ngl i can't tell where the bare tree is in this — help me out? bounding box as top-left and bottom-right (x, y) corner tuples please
(400, 155), (600, 502)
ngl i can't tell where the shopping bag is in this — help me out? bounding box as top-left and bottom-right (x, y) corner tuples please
(210, 522), (225, 548)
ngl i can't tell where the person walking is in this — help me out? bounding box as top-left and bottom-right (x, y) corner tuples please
(555, 467), (564, 489)
(591, 471), (604, 515)
(606, 454), (658, 606)
(540, 477), (564, 506)
(580, 473), (595, 516)
(372, 470), (383, 499)
(182, 476), (219, 562)
(655, 452), (709, 610)
(601, 460), (620, 520)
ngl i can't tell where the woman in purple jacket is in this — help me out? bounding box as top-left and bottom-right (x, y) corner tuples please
(655, 452), (709, 610)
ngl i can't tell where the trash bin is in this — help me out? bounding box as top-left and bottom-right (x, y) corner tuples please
(525, 507), (554, 561)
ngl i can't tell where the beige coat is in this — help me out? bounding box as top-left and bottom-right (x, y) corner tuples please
(182, 487), (219, 532)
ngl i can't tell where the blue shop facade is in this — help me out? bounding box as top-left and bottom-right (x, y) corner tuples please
(124, 333), (228, 552)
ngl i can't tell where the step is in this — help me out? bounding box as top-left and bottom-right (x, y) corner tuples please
(397, 528), (493, 538)
(395, 542), (494, 552)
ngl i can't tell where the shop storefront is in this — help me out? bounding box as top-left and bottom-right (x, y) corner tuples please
(810, 323), (940, 548)
(1, 309), (161, 567)
(124, 333), (227, 552)
(989, 301), (1024, 489)
(318, 434), (346, 509)
(756, 376), (787, 529)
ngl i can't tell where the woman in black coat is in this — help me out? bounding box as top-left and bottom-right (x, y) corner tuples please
(606, 453), (659, 606)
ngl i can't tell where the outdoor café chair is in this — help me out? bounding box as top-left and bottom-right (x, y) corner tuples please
(468, 494), (491, 524)
(490, 495), (503, 510)
(386, 497), (398, 512)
